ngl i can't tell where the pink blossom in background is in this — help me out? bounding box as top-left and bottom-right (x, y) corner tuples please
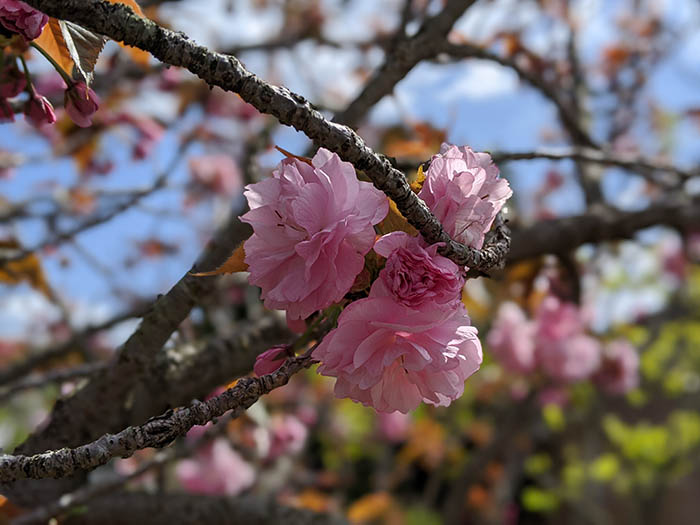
(594, 340), (639, 394)
(377, 411), (411, 443)
(24, 93), (55, 127)
(267, 414), (308, 460)
(535, 296), (584, 342)
(32, 71), (67, 98)
(241, 148), (388, 320)
(254, 345), (291, 376)
(538, 334), (601, 382)
(372, 231), (463, 310)
(314, 298), (482, 413)
(64, 81), (100, 127)
(487, 302), (537, 374)
(0, 60), (26, 98)
(189, 154), (242, 195)
(418, 143), (512, 250)
(0, 0), (48, 40)
(176, 439), (255, 495)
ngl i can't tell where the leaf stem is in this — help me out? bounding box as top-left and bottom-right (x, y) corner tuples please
(30, 41), (73, 86)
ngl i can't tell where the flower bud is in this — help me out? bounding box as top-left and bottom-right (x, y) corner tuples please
(64, 81), (100, 127)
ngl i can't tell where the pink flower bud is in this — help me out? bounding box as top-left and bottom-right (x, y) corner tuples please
(0, 98), (14, 123)
(0, 1), (48, 41)
(24, 94), (55, 126)
(0, 59), (26, 98)
(254, 345), (292, 377)
(64, 81), (100, 127)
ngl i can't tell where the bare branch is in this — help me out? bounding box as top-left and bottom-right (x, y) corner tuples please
(0, 352), (314, 483)
(508, 194), (700, 262)
(334, 0), (476, 128)
(21, 0), (508, 271)
(0, 363), (106, 403)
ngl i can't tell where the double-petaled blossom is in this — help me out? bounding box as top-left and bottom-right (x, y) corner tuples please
(418, 143), (512, 250)
(23, 91), (55, 127)
(241, 148), (388, 320)
(0, 0), (48, 41)
(64, 81), (100, 127)
(314, 298), (482, 413)
(371, 231), (464, 310)
(487, 302), (537, 374)
(594, 340), (639, 394)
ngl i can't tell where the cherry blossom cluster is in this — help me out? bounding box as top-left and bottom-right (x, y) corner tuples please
(247, 144), (512, 413)
(488, 296), (639, 394)
(0, 1), (100, 128)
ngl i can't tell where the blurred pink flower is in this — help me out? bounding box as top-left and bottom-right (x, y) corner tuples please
(538, 334), (601, 382)
(176, 439), (254, 495)
(594, 340), (639, 394)
(0, 0), (48, 41)
(314, 298), (482, 413)
(64, 81), (99, 127)
(487, 302), (537, 374)
(371, 231), (463, 310)
(377, 411), (411, 443)
(189, 154), (242, 195)
(24, 93), (55, 127)
(241, 148), (388, 320)
(254, 344), (291, 376)
(0, 59), (26, 98)
(0, 98), (14, 122)
(418, 143), (511, 250)
(267, 414), (308, 460)
(535, 296), (584, 342)
(32, 71), (67, 97)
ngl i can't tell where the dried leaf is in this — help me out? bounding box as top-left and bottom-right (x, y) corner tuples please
(275, 146), (313, 166)
(34, 18), (73, 78)
(409, 164), (426, 193)
(34, 19), (106, 85)
(376, 199), (418, 236)
(0, 239), (53, 299)
(347, 492), (393, 523)
(191, 242), (248, 276)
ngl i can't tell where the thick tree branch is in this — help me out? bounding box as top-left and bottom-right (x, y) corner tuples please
(0, 352), (314, 483)
(508, 194), (700, 262)
(22, 0), (507, 271)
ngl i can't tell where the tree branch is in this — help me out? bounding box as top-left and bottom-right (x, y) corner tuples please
(21, 0), (508, 271)
(0, 352), (314, 483)
(508, 194), (700, 262)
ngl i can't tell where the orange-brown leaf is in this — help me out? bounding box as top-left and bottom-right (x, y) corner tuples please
(376, 199), (418, 237)
(409, 164), (426, 193)
(275, 146), (313, 166)
(0, 239), (53, 299)
(191, 242), (248, 276)
(347, 492), (393, 523)
(34, 18), (74, 77)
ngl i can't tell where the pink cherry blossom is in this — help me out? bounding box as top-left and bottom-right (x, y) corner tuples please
(535, 296), (584, 342)
(241, 148), (388, 320)
(487, 302), (537, 374)
(64, 81), (100, 127)
(377, 411), (411, 443)
(176, 438), (255, 495)
(594, 340), (639, 394)
(371, 231), (463, 309)
(0, 0), (48, 41)
(189, 154), (242, 195)
(418, 143), (512, 250)
(267, 414), (308, 460)
(538, 333), (601, 382)
(254, 344), (291, 376)
(24, 93), (55, 127)
(314, 297), (482, 413)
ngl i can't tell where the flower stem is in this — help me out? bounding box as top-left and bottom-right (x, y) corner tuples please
(30, 42), (73, 86)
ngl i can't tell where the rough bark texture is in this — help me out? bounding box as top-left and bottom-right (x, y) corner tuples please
(0, 353), (313, 482)
(22, 0), (510, 272)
